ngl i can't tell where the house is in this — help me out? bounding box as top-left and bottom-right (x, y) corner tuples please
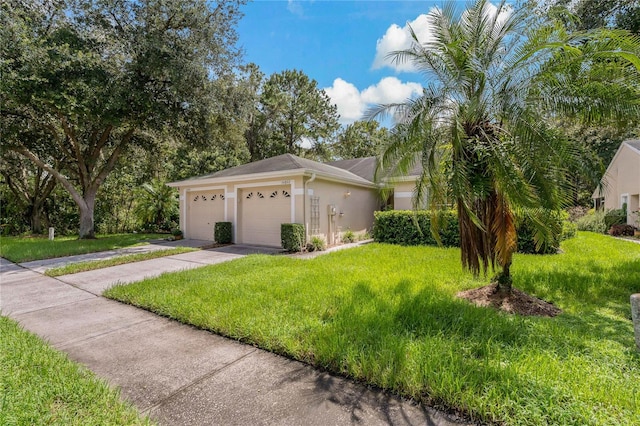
(592, 139), (640, 226)
(167, 154), (420, 246)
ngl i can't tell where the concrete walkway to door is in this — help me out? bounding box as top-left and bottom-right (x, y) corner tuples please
(0, 248), (470, 426)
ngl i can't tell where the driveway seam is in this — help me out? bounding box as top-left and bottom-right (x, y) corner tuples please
(5, 294), (96, 316)
(56, 317), (156, 350)
(140, 347), (259, 414)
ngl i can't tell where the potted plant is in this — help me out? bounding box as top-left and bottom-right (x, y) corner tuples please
(171, 228), (183, 241)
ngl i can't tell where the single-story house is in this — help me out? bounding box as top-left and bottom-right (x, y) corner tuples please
(167, 154), (420, 247)
(592, 139), (640, 226)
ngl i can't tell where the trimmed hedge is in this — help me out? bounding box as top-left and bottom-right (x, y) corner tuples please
(281, 223), (305, 252)
(373, 210), (574, 254)
(372, 210), (459, 247)
(214, 222), (232, 244)
(516, 211), (567, 255)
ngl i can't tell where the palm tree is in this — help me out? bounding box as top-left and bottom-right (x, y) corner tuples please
(374, 0), (640, 295)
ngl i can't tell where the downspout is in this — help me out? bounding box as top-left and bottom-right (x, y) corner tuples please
(303, 173), (316, 243)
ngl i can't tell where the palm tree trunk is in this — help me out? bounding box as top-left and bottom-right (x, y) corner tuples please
(495, 261), (513, 295)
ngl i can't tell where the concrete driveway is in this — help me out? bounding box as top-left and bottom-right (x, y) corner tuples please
(0, 245), (470, 426)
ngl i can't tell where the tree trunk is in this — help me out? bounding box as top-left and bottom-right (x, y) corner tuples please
(495, 261), (513, 295)
(78, 192), (97, 239)
(30, 206), (43, 235)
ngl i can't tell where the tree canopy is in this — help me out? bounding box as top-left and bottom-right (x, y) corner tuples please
(1, 0), (244, 238)
(333, 121), (390, 160)
(245, 69), (340, 161)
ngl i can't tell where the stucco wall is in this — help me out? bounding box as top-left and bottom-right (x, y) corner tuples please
(175, 175), (305, 243)
(306, 178), (379, 244)
(599, 144), (640, 225)
(392, 180), (417, 210)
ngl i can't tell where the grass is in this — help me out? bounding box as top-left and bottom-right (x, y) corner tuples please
(0, 315), (150, 425)
(44, 247), (197, 277)
(0, 233), (167, 263)
(105, 232), (640, 426)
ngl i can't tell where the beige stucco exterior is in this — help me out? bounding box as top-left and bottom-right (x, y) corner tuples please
(593, 141), (640, 226)
(391, 179), (419, 210)
(305, 178), (380, 245)
(171, 170), (381, 247)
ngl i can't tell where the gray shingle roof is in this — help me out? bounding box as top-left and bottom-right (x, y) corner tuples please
(328, 156), (423, 182)
(173, 153), (374, 186)
(327, 157), (377, 181)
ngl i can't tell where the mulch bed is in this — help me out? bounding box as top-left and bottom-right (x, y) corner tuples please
(457, 284), (562, 317)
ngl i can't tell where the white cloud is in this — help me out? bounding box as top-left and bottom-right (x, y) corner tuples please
(372, 13), (432, 72)
(324, 78), (365, 125)
(361, 77), (422, 105)
(372, 2), (512, 73)
(287, 0), (304, 16)
(324, 77), (422, 125)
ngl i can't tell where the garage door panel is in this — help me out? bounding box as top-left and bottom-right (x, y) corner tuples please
(239, 186), (291, 247)
(187, 190), (225, 240)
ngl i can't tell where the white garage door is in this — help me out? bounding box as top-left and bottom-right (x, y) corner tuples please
(187, 190), (225, 240)
(238, 186), (292, 247)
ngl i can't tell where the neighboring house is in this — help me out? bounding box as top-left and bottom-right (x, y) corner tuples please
(167, 154), (420, 246)
(592, 139), (640, 226)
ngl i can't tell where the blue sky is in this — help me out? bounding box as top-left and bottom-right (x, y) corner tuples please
(237, 0), (449, 124)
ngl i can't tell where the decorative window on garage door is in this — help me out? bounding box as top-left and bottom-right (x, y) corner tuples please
(310, 196), (320, 234)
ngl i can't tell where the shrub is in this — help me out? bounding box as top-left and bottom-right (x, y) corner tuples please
(604, 208), (627, 229)
(567, 206), (590, 222)
(372, 210), (459, 247)
(374, 209), (573, 254)
(171, 228), (183, 237)
(516, 210), (580, 255)
(575, 210), (607, 233)
(342, 229), (356, 243)
(214, 222), (232, 244)
(608, 224), (635, 236)
(358, 231), (371, 241)
(281, 223), (305, 252)
(306, 235), (326, 252)
(561, 220), (578, 240)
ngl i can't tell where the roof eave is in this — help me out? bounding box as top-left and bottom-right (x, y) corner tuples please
(167, 168), (378, 189)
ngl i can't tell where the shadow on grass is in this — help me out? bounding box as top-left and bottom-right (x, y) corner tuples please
(307, 277), (638, 424)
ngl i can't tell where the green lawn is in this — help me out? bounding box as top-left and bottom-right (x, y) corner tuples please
(105, 232), (640, 425)
(0, 315), (150, 425)
(0, 233), (166, 263)
(44, 247), (197, 277)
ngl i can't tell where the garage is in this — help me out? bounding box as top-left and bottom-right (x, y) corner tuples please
(186, 190), (225, 240)
(238, 185), (291, 246)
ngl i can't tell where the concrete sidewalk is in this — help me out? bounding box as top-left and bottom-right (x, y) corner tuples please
(18, 238), (214, 274)
(1, 254), (470, 425)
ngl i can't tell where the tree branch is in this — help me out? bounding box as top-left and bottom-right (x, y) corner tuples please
(11, 147), (86, 209)
(91, 128), (134, 190)
(88, 125), (113, 167)
(58, 113), (89, 188)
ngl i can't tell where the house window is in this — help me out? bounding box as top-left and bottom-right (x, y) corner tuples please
(310, 196), (320, 235)
(621, 194), (629, 210)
